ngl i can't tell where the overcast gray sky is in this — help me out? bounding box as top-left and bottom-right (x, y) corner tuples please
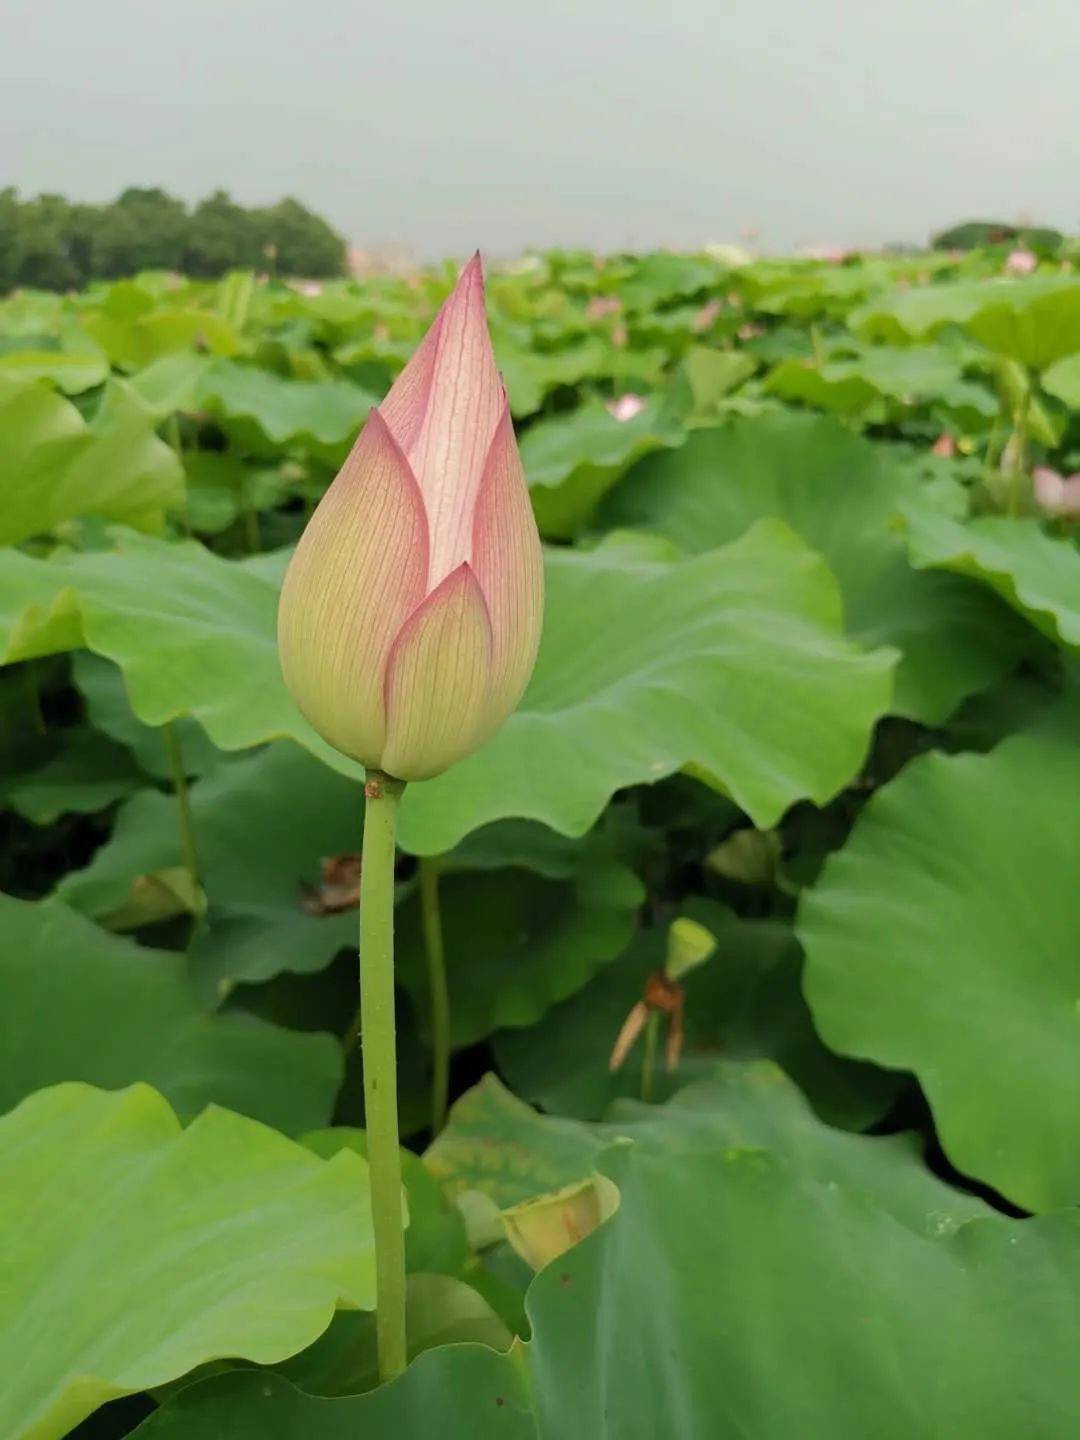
(5, 0), (1079, 259)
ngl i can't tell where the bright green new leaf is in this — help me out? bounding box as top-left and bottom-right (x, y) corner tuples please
(1041, 351), (1080, 409)
(904, 509), (1080, 647)
(0, 345), (109, 393)
(198, 358), (379, 449)
(0, 377), (183, 545)
(0, 1082), (373, 1440)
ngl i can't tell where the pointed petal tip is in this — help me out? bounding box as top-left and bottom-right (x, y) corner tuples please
(451, 250), (485, 303)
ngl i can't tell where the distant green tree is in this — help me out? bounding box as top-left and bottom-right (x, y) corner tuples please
(258, 197), (346, 277)
(183, 190), (264, 278)
(90, 187), (189, 276)
(0, 188), (24, 292)
(15, 194), (84, 290)
(0, 188), (348, 291)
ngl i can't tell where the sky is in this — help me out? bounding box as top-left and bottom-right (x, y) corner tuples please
(4, 0), (1080, 260)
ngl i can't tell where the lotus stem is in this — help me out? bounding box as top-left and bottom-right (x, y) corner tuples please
(640, 1010), (660, 1103)
(162, 720), (199, 938)
(419, 857), (450, 1135)
(358, 769), (408, 1383)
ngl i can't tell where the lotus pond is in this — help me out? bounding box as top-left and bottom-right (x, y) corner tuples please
(3, 234), (1080, 1439)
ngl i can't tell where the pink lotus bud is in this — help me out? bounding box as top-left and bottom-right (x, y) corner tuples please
(931, 433), (956, 458)
(586, 295), (621, 321)
(605, 393), (647, 422)
(692, 300), (721, 333)
(1032, 466), (1080, 518)
(1004, 249), (1037, 276)
(278, 255), (543, 782)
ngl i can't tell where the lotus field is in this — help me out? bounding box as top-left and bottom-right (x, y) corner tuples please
(4, 235), (1080, 1439)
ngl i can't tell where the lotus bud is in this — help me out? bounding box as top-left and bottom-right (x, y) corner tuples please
(278, 255), (543, 781)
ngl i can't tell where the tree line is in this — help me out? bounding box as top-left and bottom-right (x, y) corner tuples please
(0, 187), (348, 292)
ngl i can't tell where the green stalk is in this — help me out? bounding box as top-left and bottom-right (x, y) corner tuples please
(640, 1010), (659, 1102)
(809, 323), (827, 369)
(1008, 389), (1031, 519)
(359, 769), (408, 1383)
(162, 721), (199, 924)
(419, 857), (450, 1135)
(165, 415), (192, 540)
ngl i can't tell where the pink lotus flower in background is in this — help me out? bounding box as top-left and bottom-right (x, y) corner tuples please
(931, 433), (956, 458)
(692, 300), (721, 333)
(278, 254), (544, 781)
(586, 295), (621, 321)
(800, 246), (848, 263)
(1004, 249), (1037, 276)
(1032, 466), (1080, 518)
(606, 393), (647, 422)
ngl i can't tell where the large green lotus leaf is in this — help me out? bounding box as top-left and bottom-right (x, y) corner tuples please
(272, 1274), (513, 1401)
(904, 509), (1080, 646)
(0, 523), (890, 854)
(135, 1354), (534, 1438)
(444, 818), (588, 880)
(762, 358), (882, 418)
(399, 521), (896, 852)
(494, 905), (899, 1129)
(680, 345), (756, 417)
(522, 396), (685, 539)
(494, 335), (609, 417)
(765, 344), (965, 419)
(616, 251), (723, 310)
(128, 352), (213, 417)
(966, 283), (1080, 369)
(0, 288), (64, 337)
(0, 344), (109, 394)
(800, 692), (1080, 1210)
(0, 1082), (373, 1440)
(0, 892), (342, 1133)
(198, 359), (378, 448)
(136, 1063), (1080, 1440)
(601, 412), (1026, 722)
(73, 651), (225, 780)
(81, 305), (240, 368)
(0, 533), (353, 775)
(0, 377), (183, 545)
(849, 274), (1080, 351)
(395, 856), (643, 1049)
(56, 743), (361, 999)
